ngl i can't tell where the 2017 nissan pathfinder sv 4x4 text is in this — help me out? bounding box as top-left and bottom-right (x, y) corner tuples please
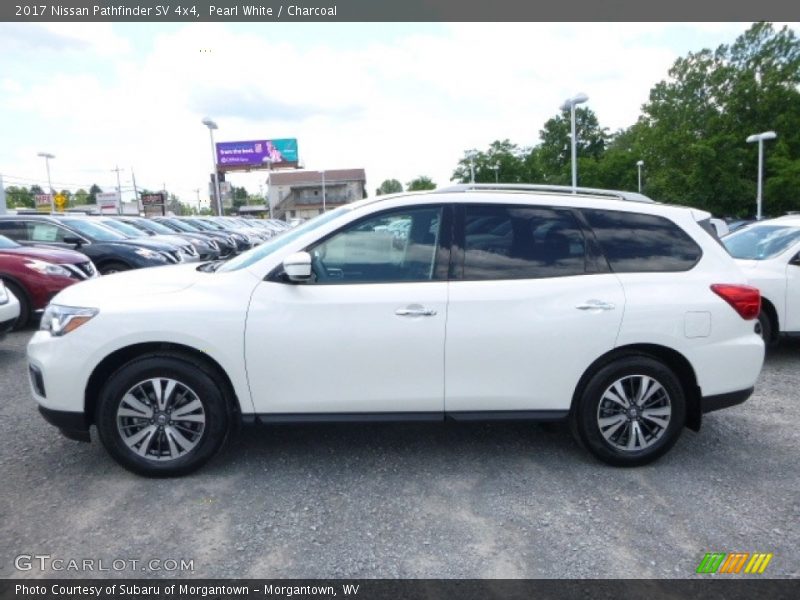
(27, 185), (765, 476)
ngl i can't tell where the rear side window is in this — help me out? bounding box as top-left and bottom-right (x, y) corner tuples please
(582, 209), (701, 273)
(0, 220), (26, 241)
(463, 205), (587, 280)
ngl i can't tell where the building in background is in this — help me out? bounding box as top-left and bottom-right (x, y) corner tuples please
(268, 169), (367, 220)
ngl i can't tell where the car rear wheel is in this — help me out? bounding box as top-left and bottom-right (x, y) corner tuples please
(757, 310), (777, 348)
(3, 280), (30, 330)
(95, 355), (229, 476)
(572, 356), (686, 467)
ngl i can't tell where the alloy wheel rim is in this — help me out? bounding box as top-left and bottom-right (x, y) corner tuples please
(596, 375), (672, 452)
(116, 378), (206, 461)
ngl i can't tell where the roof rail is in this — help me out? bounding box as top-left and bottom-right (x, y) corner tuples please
(432, 183), (655, 203)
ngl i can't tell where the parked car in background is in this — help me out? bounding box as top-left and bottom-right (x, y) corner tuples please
(117, 216), (221, 261)
(709, 218), (730, 238)
(93, 217), (200, 263)
(0, 234), (98, 328)
(723, 215), (800, 345)
(154, 217), (238, 257)
(0, 280), (21, 340)
(184, 217), (260, 250)
(0, 215), (177, 275)
(726, 219), (756, 234)
(28, 184), (763, 476)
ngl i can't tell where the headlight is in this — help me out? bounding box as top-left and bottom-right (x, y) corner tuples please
(0, 281), (8, 305)
(24, 259), (72, 278)
(134, 248), (163, 260)
(40, 304), (99, 337)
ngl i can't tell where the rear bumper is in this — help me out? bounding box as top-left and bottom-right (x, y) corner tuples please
(701, 387), (754, 414)
(38, 406), (91, 443)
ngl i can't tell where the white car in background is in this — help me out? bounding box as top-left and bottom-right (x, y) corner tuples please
(723, 215), (800, 345)
(27, 184), (764, 476)
(0, 280), (21, 340)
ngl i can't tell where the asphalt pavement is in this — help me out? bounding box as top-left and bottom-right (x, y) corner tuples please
(1, 328), (798, 579)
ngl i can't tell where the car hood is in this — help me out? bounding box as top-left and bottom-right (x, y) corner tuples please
(0, 246), (89, 264)
(53, 263), (205, 306)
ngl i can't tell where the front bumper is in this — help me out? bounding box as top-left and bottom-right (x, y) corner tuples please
(38, 406), (91, 442)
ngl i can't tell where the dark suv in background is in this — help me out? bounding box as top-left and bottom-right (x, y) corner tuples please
(0, 215), (178, 274)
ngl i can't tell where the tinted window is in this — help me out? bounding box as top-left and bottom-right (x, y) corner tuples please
(309, 206), (443, 284)
(0, 234), (20, 249)
(0, 220), (27, 241)
(463, 205), (587, 280)
(61, 218), (126, 241)
(583, 209), (701, 273)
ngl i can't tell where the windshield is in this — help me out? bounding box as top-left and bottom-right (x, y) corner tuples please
(163, 219), (200, 233)
(61, 218), (127, 241)
(101, 219), (147, 238)
(184, 219), (216, 231)
(0, 235), (21, 249)
(723, 225), (800, 260)
(218, 207), (350, 272)
(128, 218), (175, 235)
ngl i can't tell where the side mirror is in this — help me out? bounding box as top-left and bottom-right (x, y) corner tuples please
(283, 251), (312, 282)
(63, 235), (83, 247)
(790, 253), (800, 267)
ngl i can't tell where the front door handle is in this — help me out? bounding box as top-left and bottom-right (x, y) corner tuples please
(395, 306), (437, 317)
(575, 299), (615, 311)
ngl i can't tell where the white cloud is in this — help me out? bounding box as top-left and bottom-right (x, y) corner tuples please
(0, 22), (791, 205)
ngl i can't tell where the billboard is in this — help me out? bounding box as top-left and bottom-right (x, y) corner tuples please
(216, 138), (298, 170)
(35, 193), (53, 213)
(96, 192), (121, 215)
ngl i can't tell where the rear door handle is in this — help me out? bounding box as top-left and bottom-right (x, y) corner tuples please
(395, 306), (437, 317)
(575, 300), (615, 311)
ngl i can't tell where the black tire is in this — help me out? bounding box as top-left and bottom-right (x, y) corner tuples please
(99, 261), (131, 275)
(3, 280), (30, 330)
(757, 310), (777, 348)
(95, 354), (230, 476)
(571, 355), (686, 467)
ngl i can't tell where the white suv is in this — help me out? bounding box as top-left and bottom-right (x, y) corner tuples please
(722, 215), (800, 345)
(27, 185), (765, 475)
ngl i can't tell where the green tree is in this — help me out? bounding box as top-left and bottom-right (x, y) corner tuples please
(5, 186), (34, 208)
(406, 176), (436, 191)
(376, 179), (403, 195)
(73, 188), (90, 206)
(88, 184), (102, 204)
(636, 22), (800, 216)
(451, 140), (534, 184)
(535, 107), (610, 185)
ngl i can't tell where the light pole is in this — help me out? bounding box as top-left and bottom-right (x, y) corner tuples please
(37, 152), (55, 212)
(636, 160), (644, 193)
(491, 162), (500, 183)
(560, 93), (589, 193)
(201, 118), (223, 216)
(746, 131), (777, 220)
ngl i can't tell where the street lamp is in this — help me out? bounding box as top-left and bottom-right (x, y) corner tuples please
(746, 131), (777, 220)
(201, 118), (223, 216)
(560, 92), (589, 192)
(636, 160), (644, 193)
(491, 162), (500, 183)
(37, 152), (55, 212)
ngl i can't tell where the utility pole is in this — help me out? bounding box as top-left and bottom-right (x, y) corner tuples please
(111, 165), (124, 214)
(0, 174), (6, 215)
(131, 168), (140, 214)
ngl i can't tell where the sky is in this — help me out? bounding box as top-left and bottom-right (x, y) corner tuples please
(1, 21), (796, 209)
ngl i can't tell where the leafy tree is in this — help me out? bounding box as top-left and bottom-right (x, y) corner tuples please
(535, 107), (610, 185)
(88, 184), (102, 204)
(451, 140), (534, 184)
(376, 179), (403, 195)
(73, 188), (90, 206)
(406, 176), (436, 191)
(5, 186), (34, 208)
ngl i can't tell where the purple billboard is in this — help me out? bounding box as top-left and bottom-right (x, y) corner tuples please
(215, 138), (298, 170)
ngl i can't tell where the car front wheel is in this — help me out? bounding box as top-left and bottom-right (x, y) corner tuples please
(572, 356), (686, 467)
(95, 355), (229, 476)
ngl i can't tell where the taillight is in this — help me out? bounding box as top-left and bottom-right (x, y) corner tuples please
(710, 284), (761, 320)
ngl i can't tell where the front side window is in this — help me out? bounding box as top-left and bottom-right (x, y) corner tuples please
(462, 205), (587, 280)
(25, 222), (70, 243)
(723, 225), (800, 260)
(308, 206), (443, 284)
(582, 209), (701, 273)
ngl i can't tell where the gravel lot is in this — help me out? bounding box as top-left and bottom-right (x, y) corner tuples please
(1, 327), (798, 579)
